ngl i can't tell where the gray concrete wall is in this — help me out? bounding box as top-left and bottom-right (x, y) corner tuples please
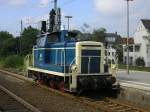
(118, 86), (150, 108)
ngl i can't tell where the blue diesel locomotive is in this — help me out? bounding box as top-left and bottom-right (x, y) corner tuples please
(26, 30), (117, 92)
(25, 0), (118, 93)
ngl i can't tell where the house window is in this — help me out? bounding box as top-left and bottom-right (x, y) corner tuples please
(112, 52), (114, 56)
(135, 45), (140, 52)
(124, 48), (127, 52)
(147, 45), (150, 57)
(129, 46), (133, 52)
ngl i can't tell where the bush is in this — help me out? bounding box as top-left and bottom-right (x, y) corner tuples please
(2, 55), (23, 68)
(135, 57), (145, 67)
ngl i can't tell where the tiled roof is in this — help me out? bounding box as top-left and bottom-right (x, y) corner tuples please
(141, 19), (150, 31)
(121, 38), (134, 45)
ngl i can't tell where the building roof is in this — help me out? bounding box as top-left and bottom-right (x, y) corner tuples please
(141, 19), (150, 31)
(121, 38), (134, 45)
(105, 33), (120, 38)
(104, 33), (121, 44)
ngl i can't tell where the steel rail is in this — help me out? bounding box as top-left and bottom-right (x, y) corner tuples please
(0, 85), (41, 112)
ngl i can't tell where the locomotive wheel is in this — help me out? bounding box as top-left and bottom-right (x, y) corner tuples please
(59, 81), (65, 92)
(49, 80), (55, 89)
(40, 80), (44, 85)
(37, 79), (44, 85)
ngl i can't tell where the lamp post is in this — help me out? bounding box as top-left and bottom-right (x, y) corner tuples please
(65, 16), (72, 30)
(125, 0), (133, 75)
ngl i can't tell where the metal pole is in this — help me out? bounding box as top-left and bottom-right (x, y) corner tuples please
(54, 0), (57, 31)
(127, 0), (130, 74)
(125, 0), (133, 74)
(67, 18), (69, 30)
(21, 20), (23, 34)
(20, 20), (23, 55)
(65, 16), (72, 30)
(54, 0), (57, 10)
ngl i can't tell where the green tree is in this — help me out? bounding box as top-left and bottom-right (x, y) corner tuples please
(135, 57), (145, 67)
(20, 26), (39, 55)
(0, 38), (18, 56)
(0, 31), (15, 56)
(112, 37), (123, 63)
(72, 30), (92, 41)
(116, 45), (123, 63)
(71, 30), (83, 40)
(0, 31), (13, 47)
(91, 28), (106, 43)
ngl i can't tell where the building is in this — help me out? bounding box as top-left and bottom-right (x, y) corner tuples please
(105, 32), (121, 62)
(122, 38), (138, 65)
(105, 32), (121, 48)
(123, 19), (150, 67)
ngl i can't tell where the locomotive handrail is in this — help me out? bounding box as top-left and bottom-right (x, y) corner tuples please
(68, 58), (76, 82)
(69, 58), (76, 70)
(24, 54), (32, 77)
(63, 57), (76, 91)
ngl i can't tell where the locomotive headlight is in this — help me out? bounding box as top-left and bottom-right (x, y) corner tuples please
(71, 64), (78, 73)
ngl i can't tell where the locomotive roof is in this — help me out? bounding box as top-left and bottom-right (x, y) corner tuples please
(37, 30), (77, 38)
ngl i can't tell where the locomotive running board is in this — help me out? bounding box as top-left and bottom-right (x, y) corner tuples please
(28, 67), (70, 77)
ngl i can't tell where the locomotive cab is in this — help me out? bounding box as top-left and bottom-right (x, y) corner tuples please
(70, 41), (116, 92)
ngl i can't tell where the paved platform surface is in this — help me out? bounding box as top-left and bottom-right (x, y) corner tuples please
(117, 70), (150, 84)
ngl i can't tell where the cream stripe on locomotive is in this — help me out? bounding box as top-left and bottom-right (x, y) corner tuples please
(28, 67), (70, 77)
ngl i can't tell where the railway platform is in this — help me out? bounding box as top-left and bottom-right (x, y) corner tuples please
(117, 70), (150, 84)
(116, 70), (150, 108)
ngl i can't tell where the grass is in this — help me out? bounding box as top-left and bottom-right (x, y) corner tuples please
(0, 55), (24, 72)
(118, 64), (150, 72)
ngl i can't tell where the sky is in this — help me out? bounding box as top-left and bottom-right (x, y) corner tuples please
(0, 0), (150, 37)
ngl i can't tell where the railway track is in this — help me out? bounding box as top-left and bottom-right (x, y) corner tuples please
(78, 96), (147, 112)
(0, 69), (149, 112)
(0, 85), (41, 112)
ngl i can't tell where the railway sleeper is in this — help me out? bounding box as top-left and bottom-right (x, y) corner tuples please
(117, 108), (133, 112)
(110, 106), (124, 110)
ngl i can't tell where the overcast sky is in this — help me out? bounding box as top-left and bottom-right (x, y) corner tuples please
(0, 0), (150, 37)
